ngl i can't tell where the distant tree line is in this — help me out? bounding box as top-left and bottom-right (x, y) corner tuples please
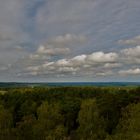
(0, 86), (140, 140)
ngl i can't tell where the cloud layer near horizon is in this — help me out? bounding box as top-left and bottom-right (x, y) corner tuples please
(0, 0), (140, 82)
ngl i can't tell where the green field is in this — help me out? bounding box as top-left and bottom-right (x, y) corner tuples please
(0, 86), (140, 140)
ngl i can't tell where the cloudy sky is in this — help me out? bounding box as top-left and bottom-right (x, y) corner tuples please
(0, 0), (140, 82)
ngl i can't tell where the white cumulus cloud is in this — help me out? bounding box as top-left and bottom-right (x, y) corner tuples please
(86, 52), (118, 63)
(121, 46), (140, 64)
(119, 68), (140, 75)
(119, 36), (140, 46)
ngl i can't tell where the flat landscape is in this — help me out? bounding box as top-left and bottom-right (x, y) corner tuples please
(0, 85), (140, 140)
(1, 0), (140, 139)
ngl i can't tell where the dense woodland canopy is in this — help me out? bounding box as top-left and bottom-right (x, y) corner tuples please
(0, 86), (140, 140)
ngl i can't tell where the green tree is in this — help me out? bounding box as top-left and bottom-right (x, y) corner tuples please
(77, 99), (106, 140)
(18, 100), (37, 118)
(0, 105), (13, 140)
(16, 115), (36, 140)
(34, 101), (66, 140)
(106, 103), (140, 140)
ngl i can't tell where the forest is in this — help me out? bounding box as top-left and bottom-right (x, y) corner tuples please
(0, 86), (140, 140)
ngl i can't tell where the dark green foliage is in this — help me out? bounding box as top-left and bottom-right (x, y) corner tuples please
(106, 103), (140, 140)
(16, 115), (36, 140)
(35, 101), (66, 140)
(0, 86), (140, 140)
(0, 105), (14, 140)
(77, 99), (106, 140)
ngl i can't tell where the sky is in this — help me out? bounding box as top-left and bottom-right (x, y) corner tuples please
(0, 0), (140, 82)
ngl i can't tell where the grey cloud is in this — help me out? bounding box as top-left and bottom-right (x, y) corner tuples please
(11, 39), (140, 79)
(18, 44), (140, 78)
(121, 46), (140, 64)
(119, 68), (140, 75)
(96, 71), (113, 76)
(119, 36), (140, 46)
(103, 63), (122, 68)
(1, 0), (140, 81)
(37, 45), (70, 56)
(0, 33), (13, 41)
(121, 46), (140, 57)
(36, 0), (97, 34)
(0, 0), (31, 76)
(0, 66), (9, 71)
(47, 34), (87, 46)
(20, 51), (119, 77)
(29, 34), (87, 61)
(0, 0), (29, 45)
(86, 52), (118, 63)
